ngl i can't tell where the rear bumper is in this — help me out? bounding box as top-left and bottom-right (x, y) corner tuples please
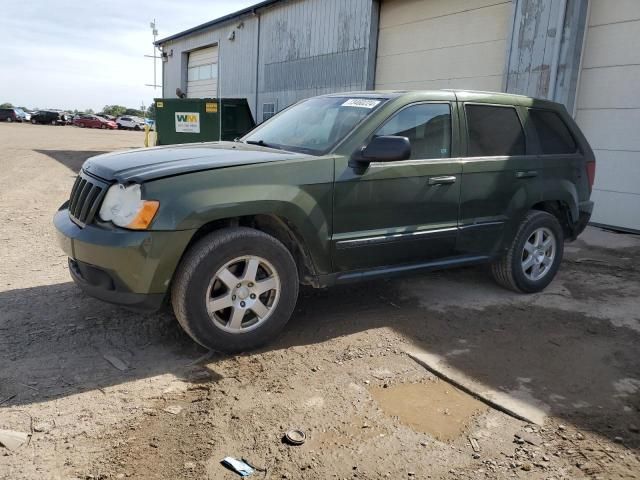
(54, 204), (196, 311)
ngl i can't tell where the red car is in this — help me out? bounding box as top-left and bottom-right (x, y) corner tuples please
(74, 115), (117, 130)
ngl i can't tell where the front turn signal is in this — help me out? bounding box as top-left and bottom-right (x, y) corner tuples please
(127, 200), (160, 230)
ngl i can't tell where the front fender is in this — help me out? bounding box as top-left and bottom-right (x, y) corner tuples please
(143, 157), (335, 274)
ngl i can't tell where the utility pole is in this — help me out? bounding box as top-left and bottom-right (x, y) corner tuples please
(145, 20), (162, 90)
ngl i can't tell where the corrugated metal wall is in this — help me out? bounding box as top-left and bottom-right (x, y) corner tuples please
(256, 0), (377, 121)
(161, 0), (378, 122)
(504, 0), (588, 113)
(162, 16), (260, 117)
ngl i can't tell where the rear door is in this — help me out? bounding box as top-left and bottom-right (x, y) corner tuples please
(332, 101), (462, 271)
(457, 102), (543, 256)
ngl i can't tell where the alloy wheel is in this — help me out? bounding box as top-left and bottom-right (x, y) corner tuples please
(521, 227), (556, 281)
(205, 255), (281, 334)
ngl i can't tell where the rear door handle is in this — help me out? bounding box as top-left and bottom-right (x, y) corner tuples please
(515, 170), (538, 179)
(428, 176), (457, 185)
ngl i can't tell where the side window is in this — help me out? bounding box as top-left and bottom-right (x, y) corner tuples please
(528, 109), (577, 154)
(466, 104), (525, 156)
(374, 103), (451, 159)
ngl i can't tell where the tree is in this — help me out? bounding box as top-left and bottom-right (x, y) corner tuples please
(0, 102), (13, 109)
(102, 105), (127, 117)
(123, 108), (144, 117)
(146, 103), (156, 120)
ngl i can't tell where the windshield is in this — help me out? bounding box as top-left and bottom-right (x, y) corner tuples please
(242, 96), (386, 155)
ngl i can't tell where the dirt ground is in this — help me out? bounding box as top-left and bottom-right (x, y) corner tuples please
(1, 123), (639, 480)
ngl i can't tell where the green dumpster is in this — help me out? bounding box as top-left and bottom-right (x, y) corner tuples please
(153, 98), (255, 146)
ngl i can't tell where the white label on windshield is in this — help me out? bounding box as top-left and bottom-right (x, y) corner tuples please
(341, 99), (381, 109)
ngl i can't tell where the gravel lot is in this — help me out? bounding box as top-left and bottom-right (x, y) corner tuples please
(1, 123), (639, 479)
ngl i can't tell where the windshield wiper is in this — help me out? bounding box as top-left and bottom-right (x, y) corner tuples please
(245, 139), (280, 150)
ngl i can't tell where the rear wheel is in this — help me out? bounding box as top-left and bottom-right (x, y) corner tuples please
(31, 119), (37, 125)
(171, 227), (299, 352)
(6, 117), (12, 123)
(491, 210), (564, 293)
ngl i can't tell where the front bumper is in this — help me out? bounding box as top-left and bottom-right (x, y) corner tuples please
(54, 204), (196, 312)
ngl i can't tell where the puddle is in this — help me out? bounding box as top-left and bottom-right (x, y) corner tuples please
(370, 381), (487, 441)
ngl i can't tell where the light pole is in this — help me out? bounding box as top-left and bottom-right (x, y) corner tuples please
(145, 20), (162, 90)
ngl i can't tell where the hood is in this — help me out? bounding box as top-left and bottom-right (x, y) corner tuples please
(82, 142), (307, 183)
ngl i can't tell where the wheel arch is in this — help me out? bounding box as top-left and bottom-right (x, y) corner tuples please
(179, 214), (320, 287)
(530, 200), (575, 240)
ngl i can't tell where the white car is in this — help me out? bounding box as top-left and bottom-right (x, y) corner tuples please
(116, 116), (146, 131)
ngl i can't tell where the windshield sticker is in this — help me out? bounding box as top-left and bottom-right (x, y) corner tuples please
(341, 99), (381, 109)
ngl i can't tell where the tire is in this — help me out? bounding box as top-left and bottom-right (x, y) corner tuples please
(134, 125), (141, 131)
(491, 210), (564, 293)
(31, 119), (37, 125)
(100, 124), (106, 129)
(171, 227), (299, 352)
(6, 117), (12, 123)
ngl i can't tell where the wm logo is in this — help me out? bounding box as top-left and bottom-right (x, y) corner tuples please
(176, 114), (198, 122)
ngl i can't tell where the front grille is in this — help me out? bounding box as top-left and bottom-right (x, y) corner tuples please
(68, 172), (109, 227)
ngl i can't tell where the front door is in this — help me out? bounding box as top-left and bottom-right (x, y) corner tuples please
(332, 102), (462, 272)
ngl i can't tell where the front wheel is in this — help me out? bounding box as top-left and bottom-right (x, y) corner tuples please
(491, 210), (564, 293)
(6, 117), (12, 123)
(171, 227), (299, 352)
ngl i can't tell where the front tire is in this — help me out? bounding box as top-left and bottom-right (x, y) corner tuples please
(171, 227), (299, 352)
(491, 210), (564, 293)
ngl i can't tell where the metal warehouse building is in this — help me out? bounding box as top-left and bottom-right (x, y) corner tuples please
(157, 0), (640, 232)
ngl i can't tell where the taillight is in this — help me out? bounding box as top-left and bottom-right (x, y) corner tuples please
(586, 160), (596, 192)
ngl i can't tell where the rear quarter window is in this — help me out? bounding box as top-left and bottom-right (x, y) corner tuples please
(528, 109), (578, 154)
(465, 104), (525, 157)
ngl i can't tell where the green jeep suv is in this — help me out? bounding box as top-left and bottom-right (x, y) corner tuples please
(54, 90), (595, 352)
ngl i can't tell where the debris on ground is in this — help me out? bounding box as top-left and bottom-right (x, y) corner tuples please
(0, 430), (30, 451)
(283, 429), (306, 446)
(103, 354), (129, 372)
(162, 405), (183, 415)
(221, 457), (255, 477)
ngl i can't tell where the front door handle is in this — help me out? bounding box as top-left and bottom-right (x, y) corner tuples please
(428, 176), (457, 185)
(515, 170), (538, 179)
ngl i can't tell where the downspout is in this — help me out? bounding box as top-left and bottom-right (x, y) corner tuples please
(254, 9), (261, 122)
(548, 0), (568, 100)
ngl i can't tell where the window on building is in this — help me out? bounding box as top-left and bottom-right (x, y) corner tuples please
(262, 103), (276, 122)
(528, 109), (577, 154)
(466, 104), (525, 157)
(374, 103), (452, 159)
(188, 63), (217, 81)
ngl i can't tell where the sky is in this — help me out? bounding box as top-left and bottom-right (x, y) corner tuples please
(0, 0), (257, 112)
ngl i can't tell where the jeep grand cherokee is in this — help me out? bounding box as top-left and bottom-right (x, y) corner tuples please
(54, 90), (595, 352)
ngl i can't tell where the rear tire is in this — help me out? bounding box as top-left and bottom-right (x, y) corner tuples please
(171, 227), (299, 353)
(6, 117), (12, 123)
(491, 210), (564, 293)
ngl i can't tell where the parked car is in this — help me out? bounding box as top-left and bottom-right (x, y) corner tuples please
(0, 108), (23, 122)
(54, 90), (595, 353)
(96, 113), (116, 121)
(74, 114), (117, 129)
(116, 116), (146, 130)
(16, 108), (31, 122)
(31, 110), (68, 125)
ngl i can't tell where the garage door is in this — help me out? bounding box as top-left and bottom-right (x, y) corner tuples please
(575, 0), (640, 232)
(375, 0), (512, 91)
(187, 46), (218, 98)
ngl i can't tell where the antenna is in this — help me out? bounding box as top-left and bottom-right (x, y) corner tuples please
(145, 19), (162, 90)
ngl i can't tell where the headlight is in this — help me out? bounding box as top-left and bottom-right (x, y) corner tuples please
(98, 183), (159, 229)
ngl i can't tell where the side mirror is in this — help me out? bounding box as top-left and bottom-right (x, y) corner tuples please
(353, 136), (411, 164)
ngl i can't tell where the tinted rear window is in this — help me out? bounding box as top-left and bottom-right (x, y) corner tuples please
(466, 104), (525, 156)
(528, 109), (577, 154)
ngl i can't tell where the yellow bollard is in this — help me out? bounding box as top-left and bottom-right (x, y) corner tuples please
(144, 124), (150, 147)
